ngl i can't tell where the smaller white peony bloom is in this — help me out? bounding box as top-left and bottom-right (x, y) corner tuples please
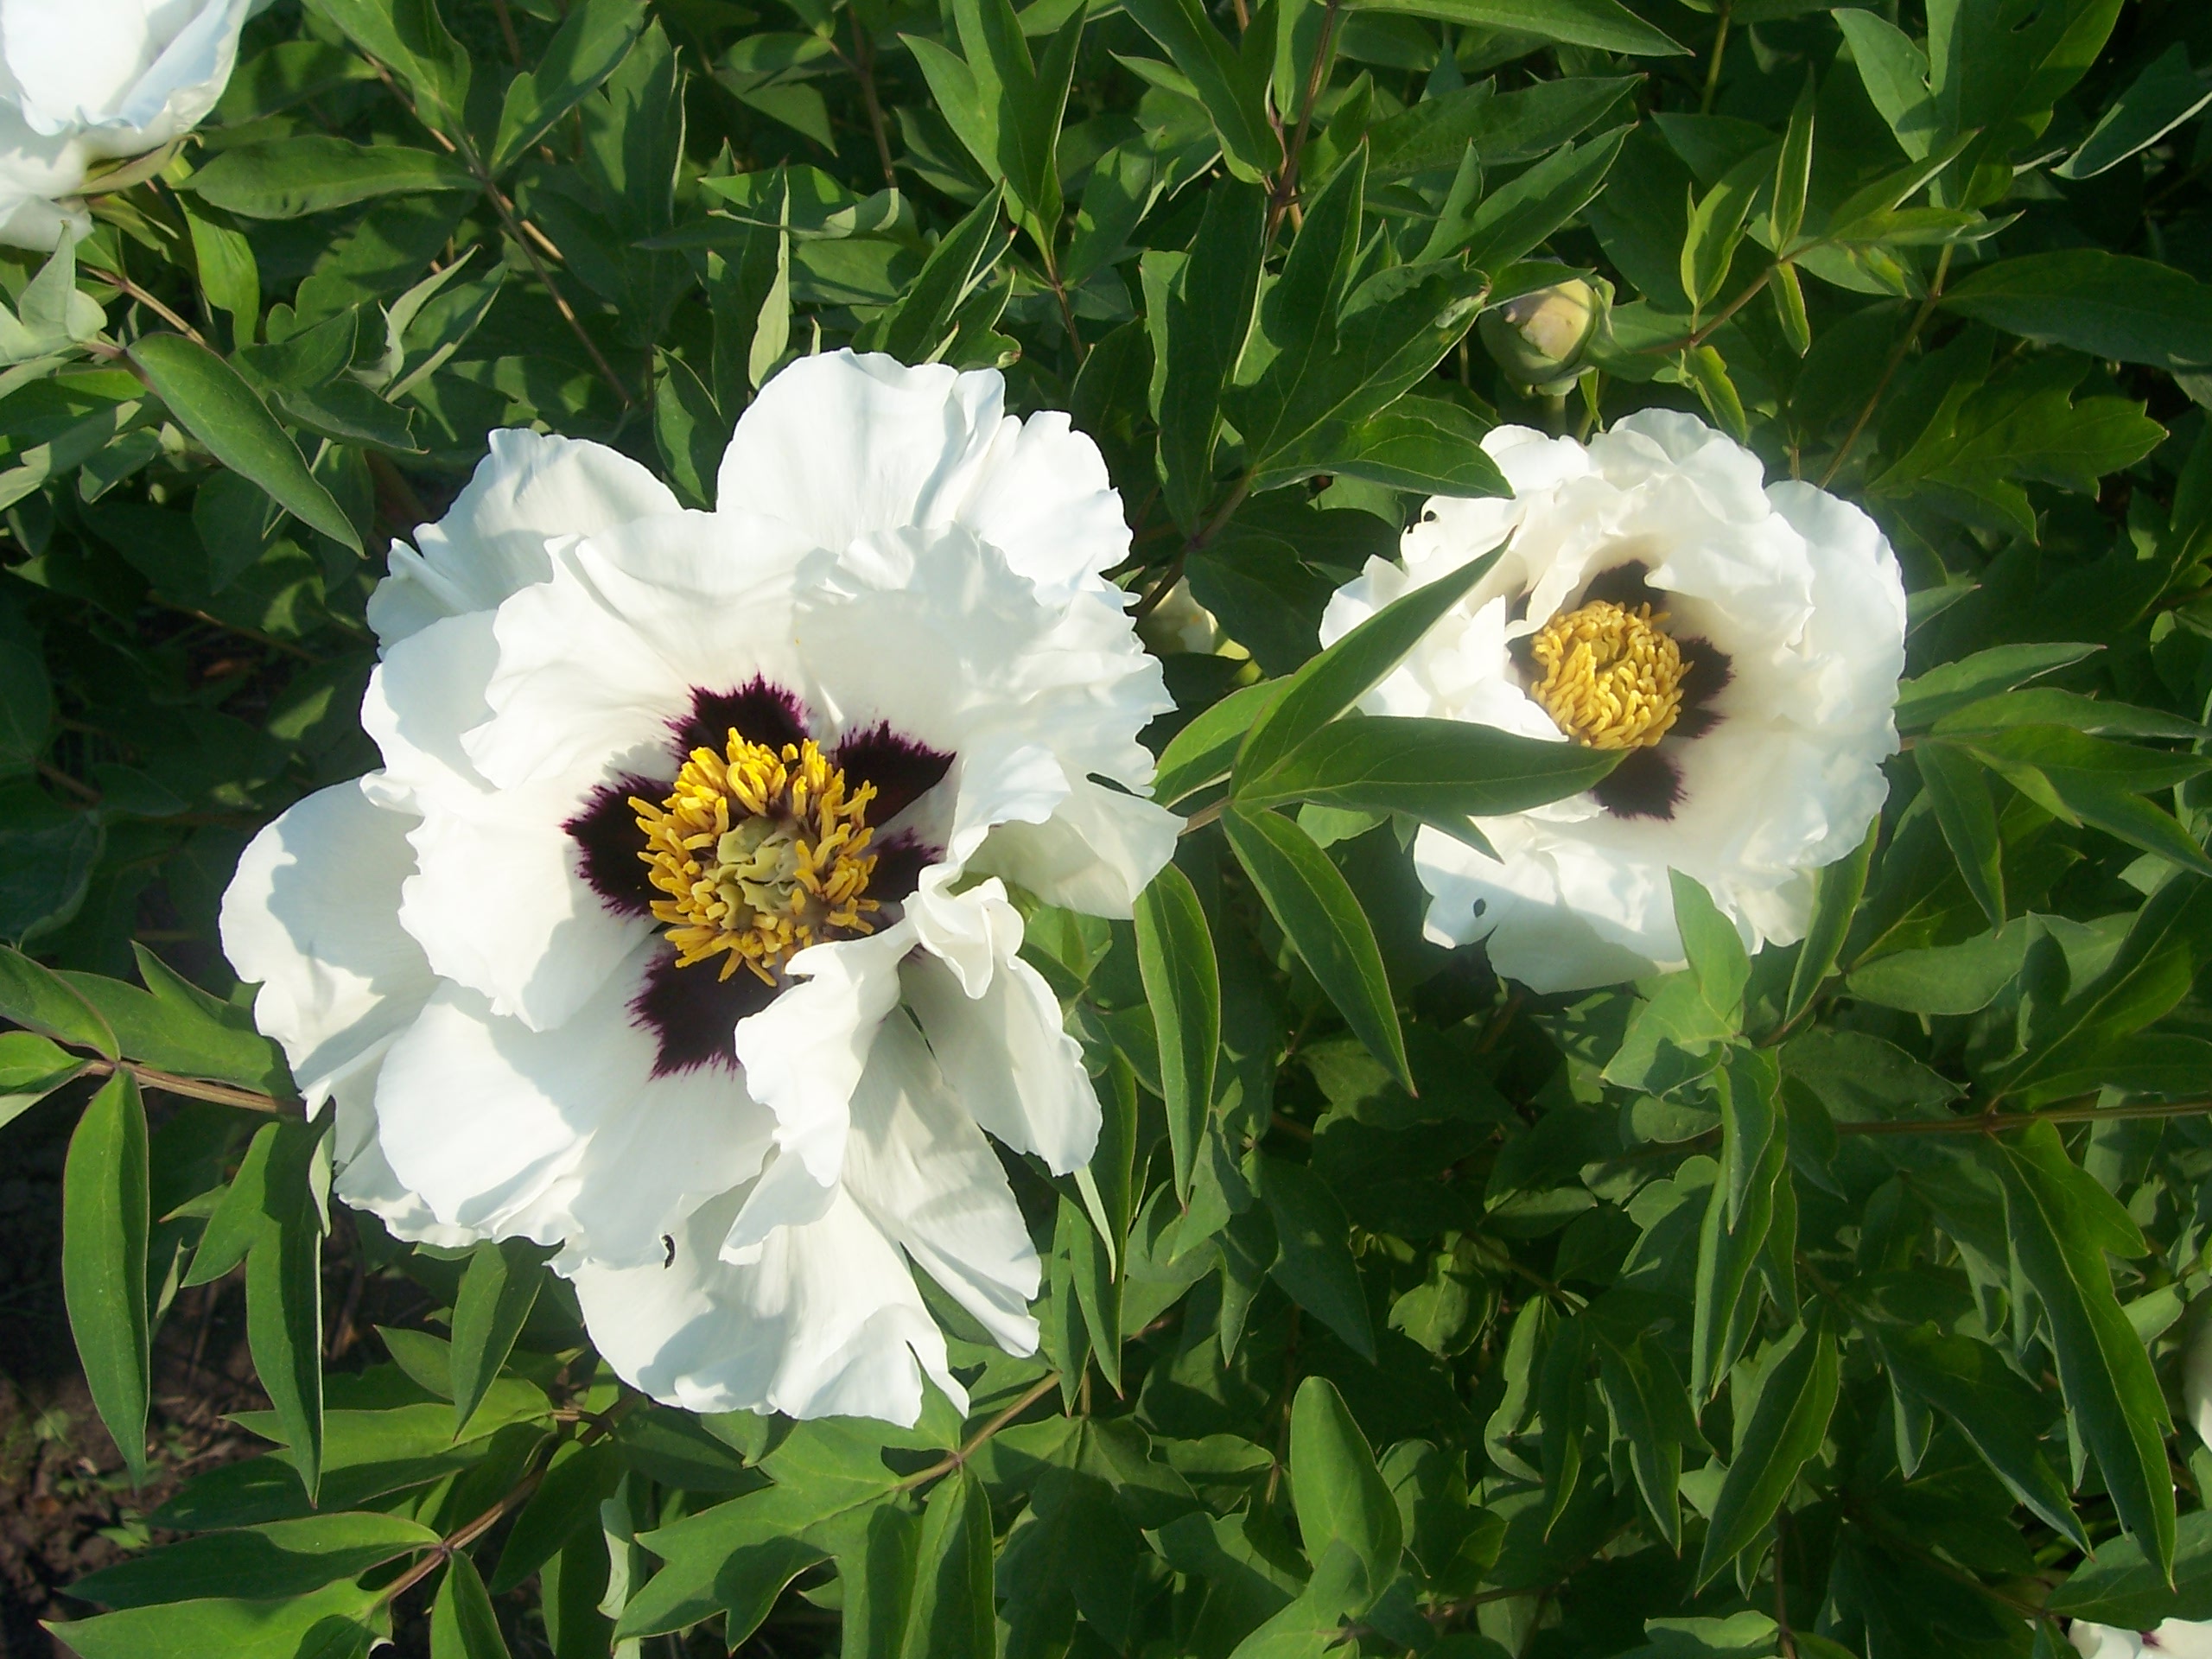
(2071, 1620), (2212, 1658)
(221, 350), (1179, 1426)
(1319, 410), (1905, 993)
(0, 0), (256, 249)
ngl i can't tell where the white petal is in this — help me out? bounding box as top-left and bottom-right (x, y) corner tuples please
(951, 407), (1130, 598)
(219, 778), (434, 1104)
(363, 607), (645, 1030)
(717, 350), (1005, 553)
(906, 934), (1099, 1176)
(369, 429), (680, 647)
(321, 1046), (478, 1249)
(375, 956), (770, 1266)
(842, 1015), (1041, 1353)
(970, 775), (1179, 920)
(571, 1183), (963, 1423)
(733, 920), (913, 1185)
(467, 511), (811, 792)
(718, 1143), (838, 1263)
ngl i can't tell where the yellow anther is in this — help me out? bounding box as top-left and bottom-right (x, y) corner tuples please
(630, 731), (880, 985)
(1527, 599), (1690, 750)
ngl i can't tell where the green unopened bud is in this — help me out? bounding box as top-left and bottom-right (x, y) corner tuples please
(1136, 579), (1248, 661)
(1478, 277), (1611, 393)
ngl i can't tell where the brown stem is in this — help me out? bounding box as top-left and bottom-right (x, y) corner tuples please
(38, 762), (100, 804)
(1838, 1096), (2212, 1137)
(1133, 472), (1253, 621)
(1818, 245), (1954, 489)
(85, 272), (207, 346)
(1177, 797), (1225, 836)
(849, 10), (899, 192)
(80, 1058), (293, 1115)
(893, 1372), (1062, 1491)
(490, 0), (524, 64)
(1039, 238), (1087, 365)
(476, 175), (634, 409)
(1636, 264), (1777, 354)
(1267, 0), (1342, 239)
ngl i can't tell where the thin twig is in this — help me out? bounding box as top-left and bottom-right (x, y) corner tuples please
(1178, 798), (1226, 836)
(849, 10), (899, 191)
(1818, 245), (1955, 488)
(893, 1372), (1063, 1491)
(1700, 3), (1732, 116)
(490, 0), (524, 64)
(1838, 1096), (2212, 1137)
(1133, 472), (1253, 620)
(1267, 0), (1343, 238)
(85, 271), (206, 346)
(79, 1058), (292, 1115)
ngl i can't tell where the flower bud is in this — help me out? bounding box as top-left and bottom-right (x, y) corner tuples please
(1138, 579), (1225, 657)
(1478, 277), (1611, 393)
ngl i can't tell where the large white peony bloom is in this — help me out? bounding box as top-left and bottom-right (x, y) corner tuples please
(1319, 411), (1905, 993)
(2070, 1621), (2212, 1657)
(219, 350), (1178, 1425)
(0, 0), (256, 249)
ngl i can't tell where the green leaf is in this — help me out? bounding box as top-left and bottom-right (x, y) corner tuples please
(1915, 741), (2004, 925)
(1156, 181), (1266, 530)
(1690, 1054), (1781, 1402)
(302, 0), (472, 133)
(0, 1030), (87, 1132)
(1695, 1320), (1837, 1586)
(0, 940), (118, 1056)
(1223, 803), (1407, 1091)
(43, 1580), (383, 1659)
(2056, 41), (2212, 181)
(431, 1550), (510, 1659)
(1669, 871), (1750, 1033)
(1119, 0), (1281, 181)
(1233, 544), (1499, 788)
(1679, 150), (1767, 315)
(1154, 680), (1291, 808)
(1782, 817), (1876, 1027)
(449, 1237), (553, 1437)
(899, 1472), (993, 1659)
(1892, 642), (2101, 731)
(72, 1513), (440, 1609)
(1135, 863), (1219, 1207)
(247, 1163), (326, 1504)
(1869, 1324), (2084, 1550)
(858, 186), (1008, 365)
(0, 641), (51, 775)
(1254, 1154), (1374, 1360)
(1459, 127), (1629, 274)
(1241, 715), (1616, 831)
(1321, 394), (1509, 497)
(1288, 1376), (1401, 1587)
(61, 946), (292, 1096)
(62, 1073), (148, 1483)
(1834, 8), (1937, 160)
(1991, 1122), (2173, 1577)
(489, 1440), (622, 1594)
(183, 137), (472, 219)
(1771, 74), (1815, 249)
(490, 0), (649, 174)
(127, 335), (362, 554)
(1339, 0), (1684, 55)
(2048, 1509), (2212, 1624)
(1942, 251), (2212, 372)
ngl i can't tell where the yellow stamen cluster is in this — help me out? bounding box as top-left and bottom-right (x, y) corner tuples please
(632, 733), (879, 984)
(1528, 599), (1690, 750)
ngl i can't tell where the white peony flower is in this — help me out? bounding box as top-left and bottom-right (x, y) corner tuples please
(2071, 1621), (2212, 1658)
(0, 0), (256, 249)
(1319, 410), (1905, 993)
(220, 350), (1178, 1425)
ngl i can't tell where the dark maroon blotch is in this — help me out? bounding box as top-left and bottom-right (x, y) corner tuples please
(564, 774), (666, 916)
(1669, 636), (1732, 739)
(632, 953), (779, 1076)
(836, 724), (953, 826)
(1592, 747), (1682, 821)
(1579, 560), (1661, 612)
(867, 832), (932, 905)
(673, 678), (809, 760)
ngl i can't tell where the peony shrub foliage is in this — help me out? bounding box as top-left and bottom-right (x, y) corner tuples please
(6, 0), (2212, 1653)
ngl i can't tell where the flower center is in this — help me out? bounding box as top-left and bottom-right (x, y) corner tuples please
(1527, 599), (1690, 750)
(631, 733), (879, 983)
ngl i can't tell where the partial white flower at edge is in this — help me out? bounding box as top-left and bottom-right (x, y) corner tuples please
(2071, 1619), (2212, 1657)
(1319, 410), (1906, 994)
(0, 0), (257, 250)
(219, 350), (1178, 1427)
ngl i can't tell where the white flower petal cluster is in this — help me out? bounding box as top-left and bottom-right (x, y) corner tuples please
(221, 350), (1177, 1425)
(2071, 1621), (2212, 1658)
(0, 0), (256, 249)
(1320, 410), (1906, 993)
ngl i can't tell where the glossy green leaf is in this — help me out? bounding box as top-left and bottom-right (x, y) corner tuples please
(62, 1073), (149, 1483)
(1119, 0), (1281, 180)
(1915, 740), (2004, 925)
(72, 1513), (439, 1609)
(183, 137), (472, 219)
(44, 1580), (383, 1659)
(450, 1237), (554, 1436)
(1695, 1320), (1837, 1586)
(1288, 1376), (1401, 1588)
(1943, 250), (2212, 372)
(1134, 862), (1219, 1206)
(127, 334), (362, 553)
(1782, 817), (1877, 1027)
(1254, 1154), (1374, 1360)
(1154, 680), (1290, 808)
(1340, 0), (1684, 55)
(490, 0), (649, 174)
(1223, 803), (1407, 1091)
(431, 1550), (510, 1659)
(0, 941), (118, 1056)
(1156, 180), (1266, 530)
